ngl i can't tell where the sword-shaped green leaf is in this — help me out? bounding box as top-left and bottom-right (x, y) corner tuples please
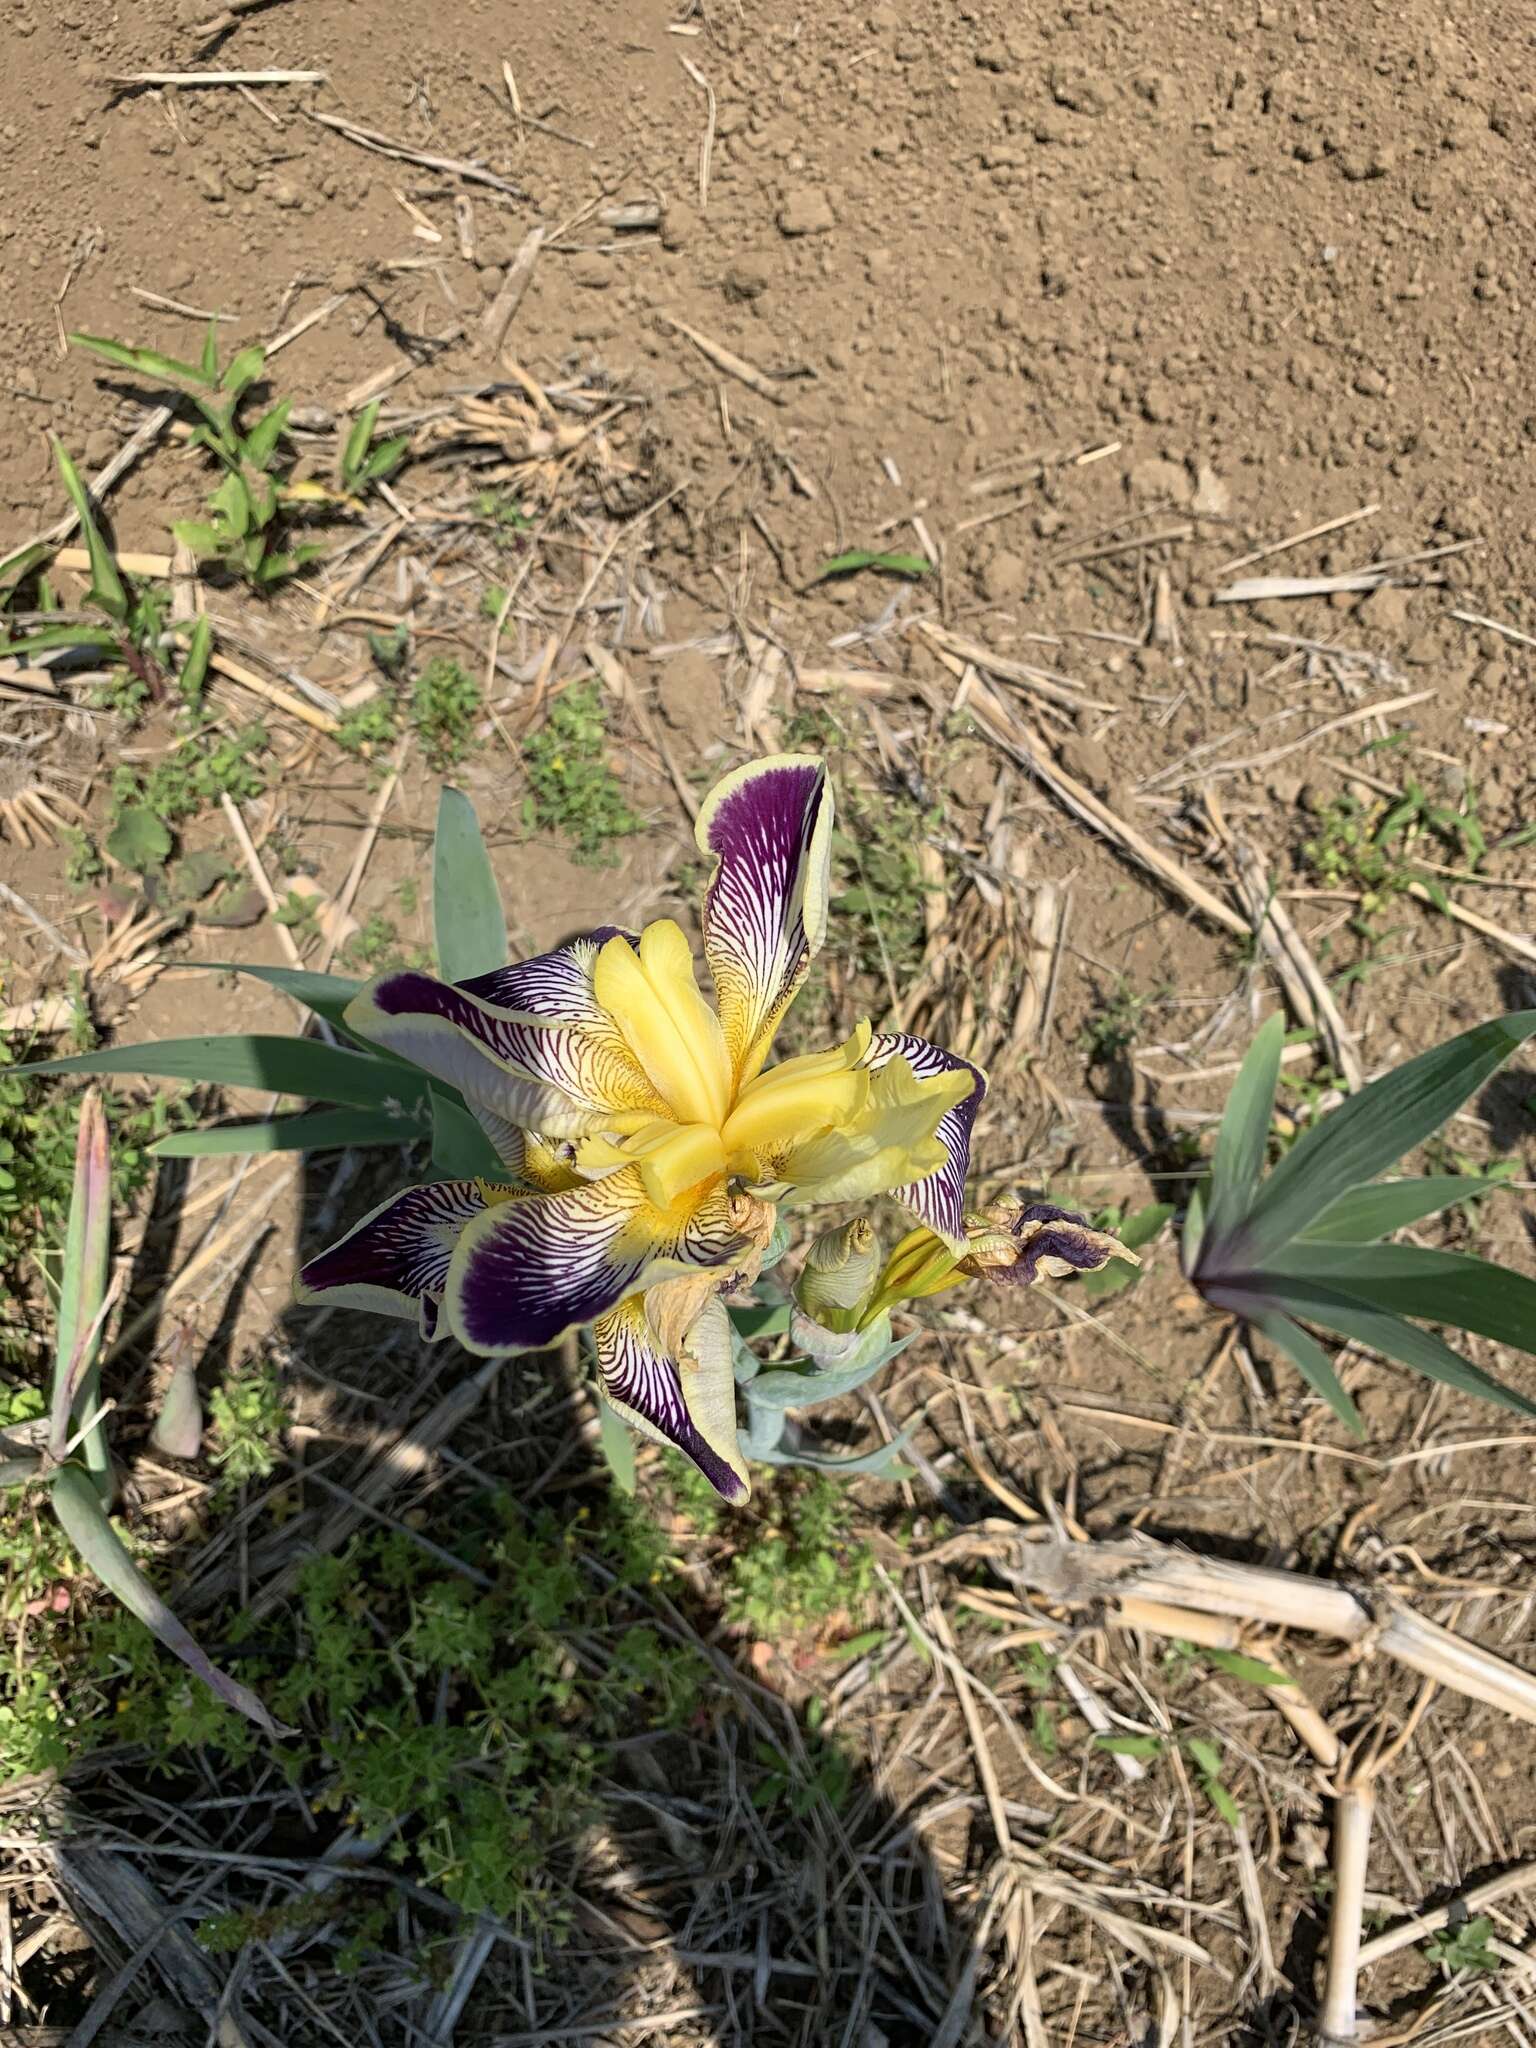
(433, 786), (506, 984)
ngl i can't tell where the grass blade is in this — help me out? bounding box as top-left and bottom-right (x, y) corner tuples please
(177, 613), (213, 703)
(221, 343), (266, 397)
(242, 397), (291, 471)
(52, 440), (127, 622)
(1201, 1012), (1285, 1252)
(1, 540), (58, 590)
(152, 1104), (424, 1158)
(810, 549), (931, 582)
(1265, 1242), (1536, 1357)
(363, 433), (410, 483)
(9, 1036), (428, 1111)
(1241, 1011), (1536, 1259)
(182, 962), (362, 1033)
(51, 1466), (278, 1734)
(0, 623), (122, 656)
(48, 1092), (112, 1491)
(1237, 1302), (1363, 1434)
(342, 398), (380, 483)
(1300, 1177), (1503, 1243)
(1272, 1284), (1536, 1417)
(69, 332), (207, 386)
(433, 786), (506, 983)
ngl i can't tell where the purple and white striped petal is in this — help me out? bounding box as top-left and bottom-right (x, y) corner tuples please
(594, 1293), (747, 1502)
(862, 1032), (986, 1248)
(295, 1180), (488, 1340)
(457, 927), (636, 1018)
(345, 969), (664, 1139)
(443, 1165), (747, 1355)
(695, 755), (834, 1086)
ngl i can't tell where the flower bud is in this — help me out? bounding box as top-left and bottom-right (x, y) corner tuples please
(794, 1216), (881, 1332)
(961, 1200), (1137, 1287)
(857, 1226), (964, 1327)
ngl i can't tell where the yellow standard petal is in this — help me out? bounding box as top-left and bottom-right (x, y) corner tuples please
(774, 1053), (975, 1208)
(592, 920), (733, 1129)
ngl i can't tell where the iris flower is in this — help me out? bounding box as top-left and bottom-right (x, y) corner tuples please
(297, 757), (984, 1501)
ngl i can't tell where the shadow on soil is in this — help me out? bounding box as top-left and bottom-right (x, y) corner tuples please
(20, 1126), (996, 2048)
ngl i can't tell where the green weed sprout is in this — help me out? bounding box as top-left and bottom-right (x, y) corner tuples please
(1305, 781), (1488, 944)
(0, 1090), (275, 1732)
(339, 398), (410, 498)
(1422, 1915), (1500, 1975)
(1184, 1011), (1536, 1428)
(72, 325), (321, 590)
(521, 678), (639, 862)
(0, 443), (210, 711)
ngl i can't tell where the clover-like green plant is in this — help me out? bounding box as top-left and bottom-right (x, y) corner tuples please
(1184, 1011), (1536, 1428)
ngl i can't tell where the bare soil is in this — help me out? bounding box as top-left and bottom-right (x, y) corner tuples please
(2, 0), (1535, 2041)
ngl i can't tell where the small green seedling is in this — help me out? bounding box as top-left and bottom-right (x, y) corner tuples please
(829, 777), (943, 990)
(1079, 977), (1160, 1064)
(1185, 1010), (1536, 1430)
(753, 1706), (855, 1818)
(73, 326), (318, 590)
(1095, 1729), (1242, 1825)
(521, 679), (639, 863)
(1, 444), (206, 707)
(810, 549), (932, 583)
(207, 1360), (289, 1488)
(1305, 780), (1487, 943)
(724, 1476), (876, 1639)
(106, 721), (268, 873)
(339, 399), (410, 497)
(1423, 1915), (1500, 1975)
(411, 656), (482, 772)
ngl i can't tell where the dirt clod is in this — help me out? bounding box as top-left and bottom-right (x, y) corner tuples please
(777, 186), (836, 236)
